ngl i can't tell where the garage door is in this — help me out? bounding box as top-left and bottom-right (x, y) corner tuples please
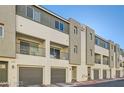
(51, 68), (66, 84)
(19, 67), (43, 86)
(94, 69), (99, 80)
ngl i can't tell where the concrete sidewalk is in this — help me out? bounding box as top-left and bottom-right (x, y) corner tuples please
(47, 78), (124, 87)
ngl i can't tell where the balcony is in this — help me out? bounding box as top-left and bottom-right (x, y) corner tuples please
(16, 43), (45, 57)
(95, 59), (101, 64)
(50, 52), (69, 60)
(95, 53), (101, 64)
(103, 56), (109, 65)
(50, 42), (69, 60)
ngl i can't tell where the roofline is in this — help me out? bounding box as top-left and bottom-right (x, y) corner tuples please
(34, 5), (69, 24)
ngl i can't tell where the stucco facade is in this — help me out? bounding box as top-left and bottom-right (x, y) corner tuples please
(0, 5), (124, 87)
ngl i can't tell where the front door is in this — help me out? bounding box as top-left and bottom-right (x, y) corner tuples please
(0, 62), (8, 83)
(103, 70), (107, 79)
(94, 69), (99, 80)
(87, 67), (91, 80)
(116, 70), (120, 78)
(72, 66), (77, 82)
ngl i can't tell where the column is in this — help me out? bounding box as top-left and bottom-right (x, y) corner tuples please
(43, 40), (51, 85)
(99, 55), (103, 79)
(43, 66), (50, 85)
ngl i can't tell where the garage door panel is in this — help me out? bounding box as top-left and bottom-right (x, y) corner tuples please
(51, 68), (66, 84)
(19, 67), (43, 86)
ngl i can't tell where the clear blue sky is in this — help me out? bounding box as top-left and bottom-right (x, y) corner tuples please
(44, 5), (124, 48)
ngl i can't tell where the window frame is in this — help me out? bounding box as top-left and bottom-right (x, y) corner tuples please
(55, 20), (60, 30)
(60, 22), (64, 31)
(74, 26), (78, 35)
(0, 25), (4, 39)
(26, 6), (34, 19)
(50, 47), (60, 59)
(74, 45), (78, 54)
(33, 10), (41, 22)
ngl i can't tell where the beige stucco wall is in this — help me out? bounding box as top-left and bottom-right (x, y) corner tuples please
(16, 15), (69, 46)
(0, 6), (16, 58)
(13, 15), (71, 86)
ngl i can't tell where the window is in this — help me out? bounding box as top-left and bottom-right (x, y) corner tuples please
(55, 21), (59, 29)
(103, 56), (109, 65)
(20, 41), (30, 55)
(20, 41), (40, 56)
(74, 26), (78, 34)
(95, 37), (109, 49)
(104, 43), (109, 49)
(95, 53), (101, 64)
(27, 6), (33, 19)
(30, 43), (39, 55)
(74, 45), (78, 54)
(90, 33), (92, 40)
(95, 37), (99, 45)
(34, 10), (40, 22)
(60, 23), (64, 31)
(100, 40), (104, 47)
(50, 48), (60, 59)
(55, 21), (65, 31)
(0, 25), (4, 38)
(90, 49), (92, 56)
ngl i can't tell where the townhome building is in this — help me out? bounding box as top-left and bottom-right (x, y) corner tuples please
(0, 5), (124, 87)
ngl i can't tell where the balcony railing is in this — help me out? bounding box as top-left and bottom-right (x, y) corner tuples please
(95, 59), (101, 64)
(16, 43), (45, 57)
(103, 60), (109, 65)
(50, 52), (69, 60)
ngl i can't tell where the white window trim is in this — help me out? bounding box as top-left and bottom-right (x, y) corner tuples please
(0, 25), (4, 38)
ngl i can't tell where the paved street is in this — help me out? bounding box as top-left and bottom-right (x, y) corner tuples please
(76, 79), (124, 87)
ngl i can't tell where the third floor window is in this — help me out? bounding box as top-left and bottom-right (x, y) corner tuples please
(27, 6), (33, 19)
(55, 21), (64, 32)
(0, 25), (4, 38)
(27, 6), (40, 22)
(74, 26), (78, 34)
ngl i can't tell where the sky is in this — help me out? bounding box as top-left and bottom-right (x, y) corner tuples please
(44, 5), (124, 48)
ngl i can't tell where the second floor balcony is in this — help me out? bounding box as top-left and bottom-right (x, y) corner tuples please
(95, 53), (101, 64)
(103, 56), (109, 65)
(50, 42), (69, 60)
(16, 43), (45, 57)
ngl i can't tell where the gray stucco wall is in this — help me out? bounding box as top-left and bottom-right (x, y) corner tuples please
(69, 18), (82, 65)
(86, 26), (95, 65)
(0, 6), (16, 58)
